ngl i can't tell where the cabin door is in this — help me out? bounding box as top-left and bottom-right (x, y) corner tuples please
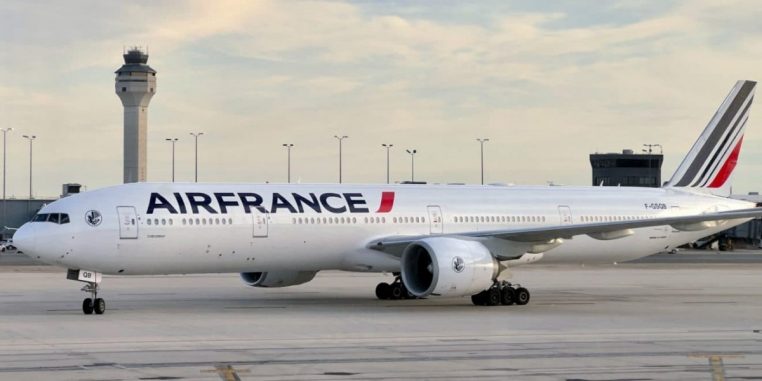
(427, 205), (444, 234)
(252, 207), (269, 238)
(116, 206), (139, 239)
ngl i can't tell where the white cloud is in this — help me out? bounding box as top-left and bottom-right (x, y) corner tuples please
(2, 0), (762, 196)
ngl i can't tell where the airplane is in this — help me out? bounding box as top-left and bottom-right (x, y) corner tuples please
(12, 80), (761, 315)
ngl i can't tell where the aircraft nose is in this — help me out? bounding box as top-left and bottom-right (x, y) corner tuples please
(12, 223), (36, 255)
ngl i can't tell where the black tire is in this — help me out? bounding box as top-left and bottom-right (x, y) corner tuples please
(500, 286), (515, 305)
(390, 283), (403, 300)
(94, 298), (106, 315)
(471, 290), (489, 306)
(82, 298), (94, 315)
(375, 282), (391, 300)
(486, 288), (501, 306)
(515, 287), (530, 305)
(400, 283), (415, 299)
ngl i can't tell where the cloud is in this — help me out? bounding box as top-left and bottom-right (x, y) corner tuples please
(2, 0), (762, 196)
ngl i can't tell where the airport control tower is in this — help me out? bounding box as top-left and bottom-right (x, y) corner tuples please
(115, 48), (156, 183)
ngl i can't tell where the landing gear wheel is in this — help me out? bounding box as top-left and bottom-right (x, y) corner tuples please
(79, 279), (105, 315)
(500, 286), (515, 305)
(390, 283), (404, 300)
(82, 298), (94, 315)
(471, 290), (488, 306)
(486, 288), (501, 306)
(375, 282), (391, 300)
(515, 287), (530, 305)
(94, 298), (106, 315)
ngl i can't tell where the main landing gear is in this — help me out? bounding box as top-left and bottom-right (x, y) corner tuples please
(375, 273), (416, 300)
(67, 269), (106, 315)
(471, 281), (530, 307)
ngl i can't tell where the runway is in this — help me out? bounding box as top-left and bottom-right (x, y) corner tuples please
(0, 259), (761, 380)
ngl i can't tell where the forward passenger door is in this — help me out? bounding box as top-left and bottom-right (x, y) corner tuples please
(116, 206), (139, 239)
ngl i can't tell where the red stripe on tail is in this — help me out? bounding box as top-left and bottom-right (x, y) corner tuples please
(375, 192), (395, 213)
(708, 135), (744, 188)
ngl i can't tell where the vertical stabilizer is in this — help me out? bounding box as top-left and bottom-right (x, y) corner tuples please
(665, 80), (756, 196)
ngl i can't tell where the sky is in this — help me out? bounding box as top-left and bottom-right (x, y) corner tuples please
(2, 0), (762, 198)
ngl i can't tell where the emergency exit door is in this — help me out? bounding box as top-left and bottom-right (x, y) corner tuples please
(116, 206), (138, 239)
(558, 205), (573, 225)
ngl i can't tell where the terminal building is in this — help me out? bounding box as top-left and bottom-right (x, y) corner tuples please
(590, 149), (663, 187)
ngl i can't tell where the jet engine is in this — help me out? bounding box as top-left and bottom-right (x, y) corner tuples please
(401, 237), (498, 298)
(240, 271), (317, 288)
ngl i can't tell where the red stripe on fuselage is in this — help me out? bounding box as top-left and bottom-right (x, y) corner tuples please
(375, 192), (395, 213)
(708, 135), (744, 188)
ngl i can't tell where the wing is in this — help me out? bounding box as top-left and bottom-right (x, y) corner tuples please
(367, 208), (762, 258)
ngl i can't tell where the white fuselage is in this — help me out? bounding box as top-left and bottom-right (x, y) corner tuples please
(15, 183), (754, 275)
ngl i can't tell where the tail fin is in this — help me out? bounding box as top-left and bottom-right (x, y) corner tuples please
(665, 80), (756, 196)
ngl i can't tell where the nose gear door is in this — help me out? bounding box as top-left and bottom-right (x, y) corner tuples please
(116, 206), (139, 239)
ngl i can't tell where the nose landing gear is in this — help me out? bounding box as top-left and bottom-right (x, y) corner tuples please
(67, 269), (106, 315)
(81, 282), (106, 315)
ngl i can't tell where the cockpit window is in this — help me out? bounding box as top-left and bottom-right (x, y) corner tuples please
(31, 213), (70, 224)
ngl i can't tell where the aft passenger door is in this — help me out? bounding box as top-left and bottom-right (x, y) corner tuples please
(116, 206), (138, 239)
(252, 207), (269, 238)
(427, 206), (443, 235)
(558, 205), (573, 225)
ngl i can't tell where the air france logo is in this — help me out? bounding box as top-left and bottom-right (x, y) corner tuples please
(85, 210), (102, 227)
(146, 191), (396, 215)
(452, 256), (465, 273)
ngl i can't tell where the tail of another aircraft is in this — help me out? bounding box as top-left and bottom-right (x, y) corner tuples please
(665, 80), (756, 196)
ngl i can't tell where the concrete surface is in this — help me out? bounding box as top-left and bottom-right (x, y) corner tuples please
(0, 260), (761, 380)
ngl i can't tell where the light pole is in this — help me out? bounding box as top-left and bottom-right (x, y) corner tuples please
(406, 149), (417, 182)
(334, 135), (348, 183)
(1, 128), (12, 235)
(477, 138), (489, 185)
(190, 132), (204, 182)
(282, 143), (294, 183)
(382, 144), (393, 184)
(643, 143), (663, 187)
(22, 135), (35, 216)
(165, 138), (178, 182)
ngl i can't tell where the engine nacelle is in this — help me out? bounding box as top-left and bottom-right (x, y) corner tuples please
(401, 237), (498, 298)
(240, 271), (317, 288)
